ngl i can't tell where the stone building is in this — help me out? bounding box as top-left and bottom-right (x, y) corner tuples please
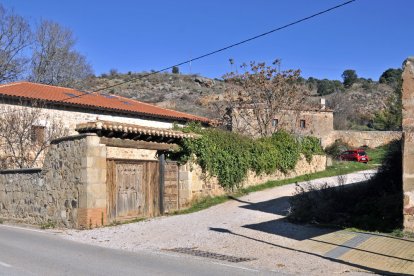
(0, 81), (210, 133)
(229, 99), (334, 143)
(0, 81), (208, 227)
(0, 119), (326, 228)
(0, 82), (328, 228)
(0, 81), (210, 168)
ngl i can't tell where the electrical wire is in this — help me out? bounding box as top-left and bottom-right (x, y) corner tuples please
(0, 0), (356, 115)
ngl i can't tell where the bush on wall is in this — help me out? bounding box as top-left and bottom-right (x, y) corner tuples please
(172, 123), (324, 190)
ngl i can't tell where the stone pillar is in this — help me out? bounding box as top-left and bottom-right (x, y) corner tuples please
(402, 57), (414, 231)
(78, 135), (107, 228)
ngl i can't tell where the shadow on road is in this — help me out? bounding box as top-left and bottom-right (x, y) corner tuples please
(229, 196), (290, 216)
(209, 227), (412, 276)
(243, 217), (333, 241)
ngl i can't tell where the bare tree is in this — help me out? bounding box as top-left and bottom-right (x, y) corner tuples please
(0, 102), (69, 169)
(30, 20), (93, 87)
(216, 61), (309, 137)
(0, 4), (31, 83)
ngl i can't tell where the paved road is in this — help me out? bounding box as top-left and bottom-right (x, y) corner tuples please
(0, 224), (276, 276)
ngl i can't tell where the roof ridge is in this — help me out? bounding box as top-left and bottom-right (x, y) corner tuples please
(0, 81), (85, 93)
(0, 81), (211, 123)
(113, 93), (207, 119)
(0, 81), (27, 88)
(89, 88), (208, 120)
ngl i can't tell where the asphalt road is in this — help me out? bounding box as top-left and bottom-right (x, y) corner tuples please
(0, 224), (276, 276)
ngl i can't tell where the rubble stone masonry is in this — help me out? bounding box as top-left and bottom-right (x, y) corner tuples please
(402, 57), (414, 231)
(0, 134), (106, 228)
(323, 130), (402, 149)
(178, 154), (326, 205)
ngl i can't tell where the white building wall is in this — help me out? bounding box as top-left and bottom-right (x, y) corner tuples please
(0, 102), (181, 134)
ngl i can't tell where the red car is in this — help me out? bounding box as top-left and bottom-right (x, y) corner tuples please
(339, 149), (369, 163)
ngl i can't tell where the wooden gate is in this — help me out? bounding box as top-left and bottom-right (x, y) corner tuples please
(107, 160), (160, 222)
(164, 161), (179, 213)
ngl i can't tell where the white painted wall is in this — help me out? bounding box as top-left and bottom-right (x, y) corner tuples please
(0, 102), (182, 134)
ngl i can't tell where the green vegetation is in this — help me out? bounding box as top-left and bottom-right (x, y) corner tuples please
(108, 217), (146, 227)
(372, 74), (402, 131)
(342, 69), (358, 88)
(307, 78), (344, 96)
(40, 220), (56, 229)
(172, 145), (387, 216)
(173, 124), (323, 190)
(289, 140), (402, 233)
(379, 68), (402, 87)
(172, 66), (179, 74)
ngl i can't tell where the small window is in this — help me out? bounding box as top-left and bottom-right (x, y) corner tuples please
(31, 125), (45, 144)
(300, 120), (306, 129)
(272, 119), (279, 127)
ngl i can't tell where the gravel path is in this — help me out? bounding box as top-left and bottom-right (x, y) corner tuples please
(60, 170), (377, 275)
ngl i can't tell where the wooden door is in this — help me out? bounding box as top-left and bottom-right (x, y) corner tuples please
(106, 160), (159, 222)
(116, 162), (145, 217)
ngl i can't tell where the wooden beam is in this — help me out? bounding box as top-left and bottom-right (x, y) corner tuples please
(159, 153), (165, 215)
(100, 137), (178, 151)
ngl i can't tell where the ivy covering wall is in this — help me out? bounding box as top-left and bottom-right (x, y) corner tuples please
(173, 124), (324, 190)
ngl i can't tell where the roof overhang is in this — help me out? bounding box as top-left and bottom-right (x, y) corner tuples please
(76, 121), (199, 151)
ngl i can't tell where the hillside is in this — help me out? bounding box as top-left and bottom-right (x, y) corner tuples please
(81, 72), (396, 130)
(81, 72), (226, 118)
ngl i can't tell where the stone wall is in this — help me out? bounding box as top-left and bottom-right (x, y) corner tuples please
(0, 134), (107, 228)
(0, 135), (88, 227)
(0, 169), (45, 224)
(106, 147), (157, 161)
(402, 57), (414, 231)
(178, 154), (326, 205)
(323, 130), (402, 148)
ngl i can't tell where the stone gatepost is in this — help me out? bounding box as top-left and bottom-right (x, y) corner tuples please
(402, 57), (414, 231)
(78, 134), (107, 228)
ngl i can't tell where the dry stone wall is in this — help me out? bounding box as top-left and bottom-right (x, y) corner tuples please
(178, 154), (326, 205)
(0, 135), (90, 227)
(323, 130), (402, 148)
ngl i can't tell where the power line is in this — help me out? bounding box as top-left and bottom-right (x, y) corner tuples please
(89, 0), (356, 94)
(0, 0), (356, 115)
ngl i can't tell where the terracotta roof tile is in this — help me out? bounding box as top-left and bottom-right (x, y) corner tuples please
(0, 82), (210, 123)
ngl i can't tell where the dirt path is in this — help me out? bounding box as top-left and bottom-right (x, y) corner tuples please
(60, 170), (376, 275)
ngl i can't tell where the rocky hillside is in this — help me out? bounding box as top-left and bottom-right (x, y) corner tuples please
(82, 72), (226, 118)
(324, 82), (394, 130)
(81, 72), (396, 130)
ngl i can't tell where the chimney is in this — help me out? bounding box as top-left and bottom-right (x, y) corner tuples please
(320, 98), (326, 110)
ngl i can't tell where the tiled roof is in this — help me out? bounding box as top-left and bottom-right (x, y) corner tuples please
(76, 120), (199, 139)
(0, 82), (211, 123)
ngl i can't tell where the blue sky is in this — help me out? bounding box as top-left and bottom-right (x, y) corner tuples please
(3, 0), (413, 80)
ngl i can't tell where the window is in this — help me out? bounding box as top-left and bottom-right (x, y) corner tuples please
(31, 125), (45, 144)
(299, 120), (306, 129)
(272, 118), (279, 127)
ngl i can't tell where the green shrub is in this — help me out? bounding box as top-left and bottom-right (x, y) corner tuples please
(289, 140), (403, 232)
(299, 136), (324, 162)
(40, 220), (56, 229)
(324, 139), (350, 159)
(172, 124), (324, 190)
